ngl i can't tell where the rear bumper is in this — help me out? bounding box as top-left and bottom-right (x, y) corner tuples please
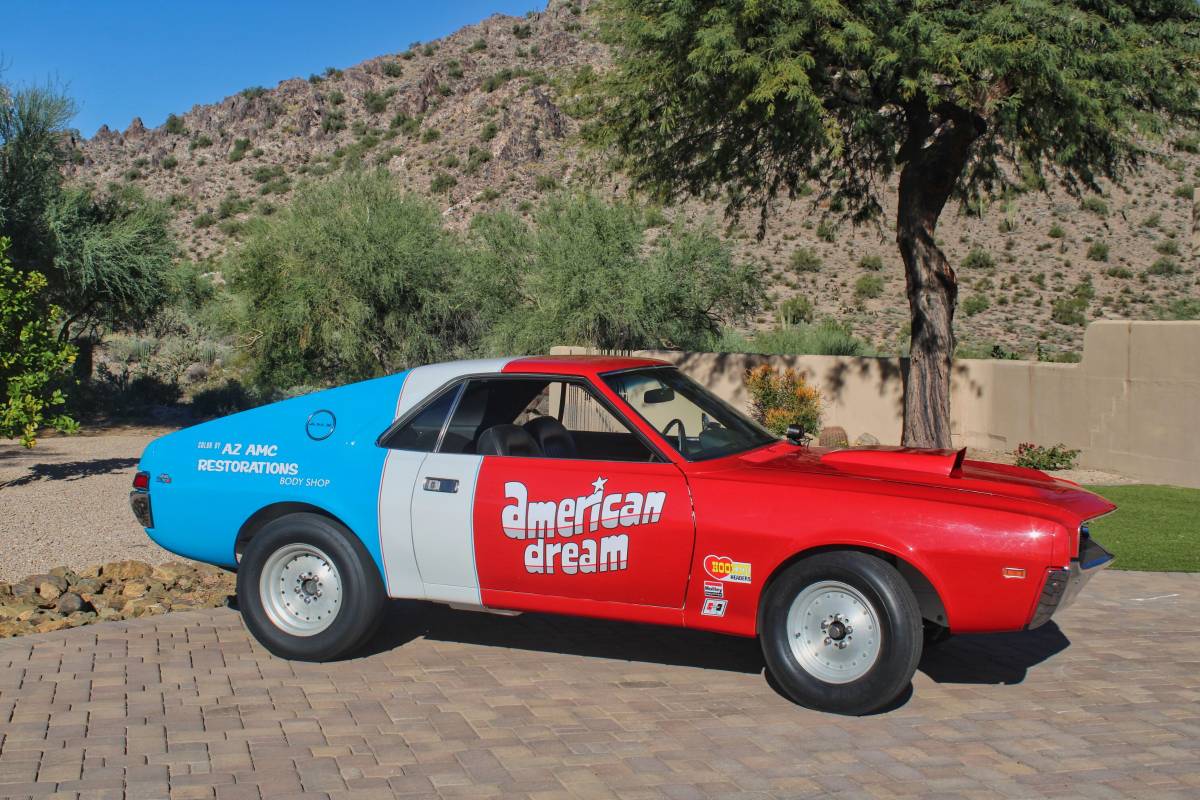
(1028, 533), (1113, 629)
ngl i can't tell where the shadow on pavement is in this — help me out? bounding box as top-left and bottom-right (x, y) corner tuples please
(360, 600), (1071, 690)
(0, 457), (139, 488)
(919, 623), (1071, 685)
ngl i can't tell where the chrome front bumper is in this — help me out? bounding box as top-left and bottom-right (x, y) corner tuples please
(1028, 531), (1114, 629)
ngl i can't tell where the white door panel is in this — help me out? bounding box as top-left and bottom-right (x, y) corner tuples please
(410, 452), (483, 605)
(377, 449), (426, 598)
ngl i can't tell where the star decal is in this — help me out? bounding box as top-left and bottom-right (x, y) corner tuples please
(591, 476), (608, 494)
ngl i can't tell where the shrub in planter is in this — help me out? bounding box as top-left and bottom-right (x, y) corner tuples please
(745, 364), (822, 438)
(1014, 442), (1080, 471)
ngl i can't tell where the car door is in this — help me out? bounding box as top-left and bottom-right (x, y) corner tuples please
(468, 378), (695, 610)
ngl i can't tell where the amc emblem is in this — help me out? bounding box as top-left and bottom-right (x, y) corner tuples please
(305, 409), (336, 441)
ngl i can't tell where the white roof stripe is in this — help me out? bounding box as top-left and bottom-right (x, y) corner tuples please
(393, 357), (515, 420)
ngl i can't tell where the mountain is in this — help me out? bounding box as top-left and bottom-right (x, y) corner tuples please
(67, 0), (1199, 357)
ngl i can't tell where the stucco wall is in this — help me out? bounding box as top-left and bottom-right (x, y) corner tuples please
(552, 320), (1200, 488)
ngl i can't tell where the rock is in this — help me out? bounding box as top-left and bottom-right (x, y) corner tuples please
(11, 581), (36, 601)
(73, 577), (104, 595)
(48, 566), (79, 585)
(0, 582), (11, 599)
(66, 611), (98, 627)
(16, 607), (42, 622)
(78, 564), (102, 579)
(36, 581), (63, 605)
(121, 582), (149, 599)
(102, 560), (153, 581)
(55, 592), (89, 615)
(182, 362), (209, 384)
(151, 562), (196, 584)
(125, 598), (169, 618)
(854, 433), (880, 447)
(35, 618), (72, 634)
(0, 621), (29, 638)
(96, 607), (123, 622)
(818, 426), (850, 448)
(0, 603), (39, 621)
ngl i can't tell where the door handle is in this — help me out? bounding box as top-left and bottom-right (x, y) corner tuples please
(423, 477), (459, 493)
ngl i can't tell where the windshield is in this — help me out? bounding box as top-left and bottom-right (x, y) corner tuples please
(603, 367), (778, 461)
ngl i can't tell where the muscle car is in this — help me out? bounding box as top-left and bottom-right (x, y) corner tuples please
(131, 356), (1115, 714)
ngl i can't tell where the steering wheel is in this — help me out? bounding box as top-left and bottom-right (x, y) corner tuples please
(661, 418), (686, 453)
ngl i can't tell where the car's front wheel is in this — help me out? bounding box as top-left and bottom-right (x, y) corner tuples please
(759, 551), (923, 715)
(237, 512), (384, 661)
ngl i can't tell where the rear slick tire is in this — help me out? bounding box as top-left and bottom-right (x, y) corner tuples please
(759, 551), (923, 715)
(237, 512), (385, 661)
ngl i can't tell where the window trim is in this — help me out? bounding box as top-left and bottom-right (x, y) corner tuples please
(376, 372), (671, 464)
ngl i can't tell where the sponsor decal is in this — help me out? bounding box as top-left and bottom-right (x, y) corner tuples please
(502, 476), (666, 575)
(701, 598), (728, 617)
(703, 555), (752, 584)
(703, 580), (724, 599)
(306, 409), (336, 441)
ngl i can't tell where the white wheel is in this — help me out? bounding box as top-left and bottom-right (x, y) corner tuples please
(786, 579), (882, 684)
(259, 543), (343, 636)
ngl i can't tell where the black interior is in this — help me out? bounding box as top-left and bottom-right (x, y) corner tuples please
(385, 376), (659, 462)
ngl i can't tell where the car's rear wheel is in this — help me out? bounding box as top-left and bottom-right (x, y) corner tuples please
(237, 512), (384, 661)
(759, 551), (922, 715)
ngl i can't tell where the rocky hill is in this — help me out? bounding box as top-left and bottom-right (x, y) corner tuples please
(67, 0), (1199, 357)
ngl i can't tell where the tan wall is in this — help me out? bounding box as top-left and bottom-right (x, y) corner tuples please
(552, 320), (1200, 488)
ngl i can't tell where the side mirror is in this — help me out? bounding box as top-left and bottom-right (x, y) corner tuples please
(785, 423), (806, 443)
(643, 387), (675, 404)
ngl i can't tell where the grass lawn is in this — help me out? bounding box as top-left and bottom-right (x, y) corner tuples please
(1083, 484), (1200, 572)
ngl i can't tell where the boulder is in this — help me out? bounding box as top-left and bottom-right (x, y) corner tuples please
(102, 561), (153, 581)
(35, 618), (72, 634)
(854, 433), (880, 447)
(48, 566), (79, 584)
(151, 562), (196, 584)
(55, 593), (89, 615)
(36, 581), (64, 605)
(121, 582), (149, 599)
(0, 603), (39, 621)
(0, 581), (11, 599)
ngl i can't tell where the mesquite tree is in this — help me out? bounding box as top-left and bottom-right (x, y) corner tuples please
(591, 0), (1200, 447)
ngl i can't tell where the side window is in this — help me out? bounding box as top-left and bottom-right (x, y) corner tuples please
(380, 383), (461, 452)
(439, 377), (658, 462)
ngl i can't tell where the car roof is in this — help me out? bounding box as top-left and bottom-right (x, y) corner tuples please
(503, 355), (671, 377)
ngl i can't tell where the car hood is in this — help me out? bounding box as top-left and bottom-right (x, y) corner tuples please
(691, 442), (1116, 525)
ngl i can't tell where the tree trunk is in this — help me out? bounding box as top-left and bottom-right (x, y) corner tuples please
(896, 118), (980, 449)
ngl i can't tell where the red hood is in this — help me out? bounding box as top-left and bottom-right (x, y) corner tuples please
(697, 442), (1115, 525)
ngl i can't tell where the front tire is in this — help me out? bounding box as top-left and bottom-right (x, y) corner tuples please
(237, 513), (384, 661)
(759, 551), (922, 715)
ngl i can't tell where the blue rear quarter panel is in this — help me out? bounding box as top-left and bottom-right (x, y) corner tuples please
(136, 372), (408, 573)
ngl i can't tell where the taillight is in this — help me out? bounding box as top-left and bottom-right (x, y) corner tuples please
(130, 471), (153, 527)
(132, 471), (150, 491)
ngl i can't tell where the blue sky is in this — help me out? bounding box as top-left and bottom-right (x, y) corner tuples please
(2, 1), (546, 138)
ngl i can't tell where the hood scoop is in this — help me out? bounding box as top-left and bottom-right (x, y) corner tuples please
(820, 446), (966, 478)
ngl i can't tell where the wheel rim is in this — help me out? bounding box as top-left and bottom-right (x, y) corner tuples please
(786, 580), (882, 684)
(259, 543), (342, 637)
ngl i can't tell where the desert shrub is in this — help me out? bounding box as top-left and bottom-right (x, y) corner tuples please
(228, 138), (251, 162)
(711, 319), (865, 356)
(534, 174), (559, 191)
(163, 114), (186, 135)
(1081, 196), (1108, 216)
(390, 112), (419, 135)
(1086, 241), (1109, 261)
(321, 109), (346, 133)
(481, 121), (498, 141)
(441, 154), (460, 169)
(961, 247), (995, 270)
(962, 294), (990, 316)
(469, 38), (487, 52)
(790, 246), (822, 273)
(1147, 257), (1183, 276)
(1014, 442), (1080, 471)
(1174, 183), (1195, 199)
(217, 194), (252, 219)
(252, 165), (285, 183)
(430, 173), (457, 193)
(745, 365), (822, 438)
(465, 146), (491, 175)
(1155, 239), (1181, 256)
(1048, 223), (1065, 238)
(381, 61), (403, 78)
(854, 274), (884, 300)
(777, 295), (814, 326)
(512, 23), (532, 39)
(161, 155), (178, 170)
(193, 212), (216, 228)
(815, 220), (836, 242)
(1175, 134), (1200, 154)
(1156, 298), (1200, 320)
(421, 128), (441, 143)
(241, 86), (267, 100)
(1104, 266), (1133, 279)
(857, 254), (883, 271)
(363, 90), (388, 114)
(189, 134), (213, 150)
(1141, 213), (1161, 228)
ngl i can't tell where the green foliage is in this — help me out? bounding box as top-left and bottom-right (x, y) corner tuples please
(1174, 134), (1200, 154)
(1173, 183), (1195, 199)
(1147, 257), (1183, 276)
(160, 155), (178, 170)
(1014, 442), (1079, 471)
(1086, 241), (1109, 262)
(469, 192), (762, 354)
(1051, 278), (1094, 326)
(241, 86), (267, 100)
(854, 274), (884, 300)
(446, 60), (464, 80)
(381, 61), (404, 78)
(421, 127), (441, 143)
(1154, 239), (1180, 257)
(189, 134), (213, 150)
(363, 90), (388, 114)
(193, 212), (216, 229)
(0, 237), (77, 446)
(229, 171), (473, 389)
(857, 254), (883, 272)
(711, 319), (865, 357)
(777, 295), (813, 326)
(815, 220), (836, 243)
(430, 173), (457, 193)
(512, 23), (532, 39)
(322, 109), (346, 133)
(163, 113), (186, 135)
(465, 146), (491, 175)
(1048, 224), (1065, 239)
(745, 364), (822, 438)
(228, 137), (251, 162)
(1104, 266), (1133, 279)
(961, 294), (989, 316)
(468, 38), (487, 53)
(1156, 298), (1200, 320)
(534, 174), (558, 192)
(480, 121), (498, 141)
(789, 247), (821, 273)
(1080, 196), (1108, 216)
(327, 90), (345, 106)
(1084, 484), (1200, 573)
(961, 248), (995, 270)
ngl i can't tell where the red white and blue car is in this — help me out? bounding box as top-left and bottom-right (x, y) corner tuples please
(131, 356), (1114, 714)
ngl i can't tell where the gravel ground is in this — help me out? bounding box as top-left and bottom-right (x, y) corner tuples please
(0, 428), (179, 582)
(0, 430), (1138, 584)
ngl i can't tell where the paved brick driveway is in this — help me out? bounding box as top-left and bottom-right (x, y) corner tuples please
(0, 570), (1197, 800)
